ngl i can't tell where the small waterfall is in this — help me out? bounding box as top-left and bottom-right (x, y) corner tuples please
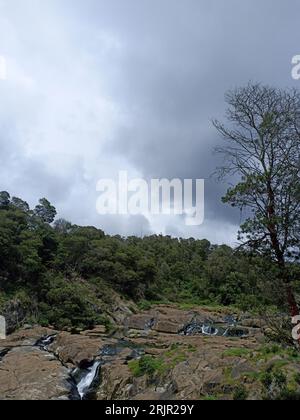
(35, 334), (57, 350)
(179, 316), (249, 338)
(34, 334), (143, 400)
(72, 341), (144, 400)
(180, 320), (219, 336)
(73, 361), (102, 400)
(201, 325), (218, 336)
(144, 318), (156, 332)
(224, 315), (237, 326)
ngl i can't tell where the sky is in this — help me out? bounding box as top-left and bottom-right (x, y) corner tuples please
(0, 0), (300, 244)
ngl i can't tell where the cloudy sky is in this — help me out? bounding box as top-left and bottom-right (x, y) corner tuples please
(0, 0), (300, 244)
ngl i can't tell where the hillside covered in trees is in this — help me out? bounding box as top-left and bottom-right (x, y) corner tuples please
(1, 191), (299, 332)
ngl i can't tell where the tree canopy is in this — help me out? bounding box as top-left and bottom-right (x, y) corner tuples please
(214, 83), (300, 316)
(1, 190), (298, 330)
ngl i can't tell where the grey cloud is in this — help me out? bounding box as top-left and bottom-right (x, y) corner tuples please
(1, 0), (300, 243)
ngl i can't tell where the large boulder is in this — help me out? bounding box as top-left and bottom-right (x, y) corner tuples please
(49, 332), (105, 366)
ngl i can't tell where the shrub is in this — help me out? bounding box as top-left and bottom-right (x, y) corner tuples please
(129, 356), (166, 378)
(38, 273), (103, 330)
(233, 385), (248, 400)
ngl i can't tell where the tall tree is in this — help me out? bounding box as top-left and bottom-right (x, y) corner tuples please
(0, 191), (10, 209)
(11, 197), (30, 213)
(213, 83), (300, 318)
(34, 198), (57, 224)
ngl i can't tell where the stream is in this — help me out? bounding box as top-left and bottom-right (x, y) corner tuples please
(33, 317), (248, 400)
(179, 316), (249, 338)
(70, 360), (102, 400)
(35, 334), (144, 400)
(36, 334), (99, 400)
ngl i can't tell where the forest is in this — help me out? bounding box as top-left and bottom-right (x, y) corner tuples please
(1, 190), (299, 331)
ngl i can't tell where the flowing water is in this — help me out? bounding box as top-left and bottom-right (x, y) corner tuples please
(201, 325), (219, 336)
(34, 334), (101, 400)
(180, 317), (249, 338)
(75, 361), (102, 400)
(35, 334), (57, 350)
(144, 318), (156, 331)
(34, 317), (248, 400)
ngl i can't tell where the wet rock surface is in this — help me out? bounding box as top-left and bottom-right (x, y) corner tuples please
(0, 305), (299, 400)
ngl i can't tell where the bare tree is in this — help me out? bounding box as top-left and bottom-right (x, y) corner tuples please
(213, 83), (300, 318)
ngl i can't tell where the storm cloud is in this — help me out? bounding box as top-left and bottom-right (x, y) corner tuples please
(0, 0), (299, 243)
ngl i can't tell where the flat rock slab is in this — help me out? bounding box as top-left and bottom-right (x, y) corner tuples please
(0, 327), (57, 349)
(0, 346), (71, 400)
(49, 332), (105, 366)
(125, 305), (236, 335)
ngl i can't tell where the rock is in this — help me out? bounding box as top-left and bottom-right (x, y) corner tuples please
(240, 318), (266, 329)
(0, 346), (71, 400)
(49, 332), (104, 366)
(2, 300), (27, 334)
(0, 305), (284, 401)
(126, 314), (158, 331)
(202, 370), (224, 394)
(154, 320), (182, 334)
(125, 305), (246, 336)
(81, 326), (106, 337)
(96, 360), (135, 400)
(22, 324), (33, 330)
(1, 326), (57, 348)
(107, 292), (137, 324)
(231, 360), (253, 379)
(134, 391), (164, 400)
(225, 326), (250, 338)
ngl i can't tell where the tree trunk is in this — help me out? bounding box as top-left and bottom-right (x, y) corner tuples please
(277, 260), (299, 318)
(266, 180), (300, 340)
(286, 283), (299, 318)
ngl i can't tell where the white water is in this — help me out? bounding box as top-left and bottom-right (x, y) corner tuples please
(43, 336), (54, 346)
(201, 325), (218, 336)
(36, 334), (57, 350)
(77, 361), (101, 399)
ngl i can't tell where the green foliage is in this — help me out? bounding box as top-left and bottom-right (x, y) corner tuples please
(0, 192), (298, 332)
(129, 344), (193, 380)
(37, 273), (104, 329)
(294, 373), (300, 385)
(222, 348), (251, 358)
(137, 300), (153, 311)
(0, 191), (10, 208)
(128, 356), (166, 378)
(233, 385), (248, 400)
(34, 198), (57, 223)
(260, 366), (289, 400)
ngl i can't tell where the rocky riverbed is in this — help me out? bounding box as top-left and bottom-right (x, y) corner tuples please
(1, 305), (300, 400)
